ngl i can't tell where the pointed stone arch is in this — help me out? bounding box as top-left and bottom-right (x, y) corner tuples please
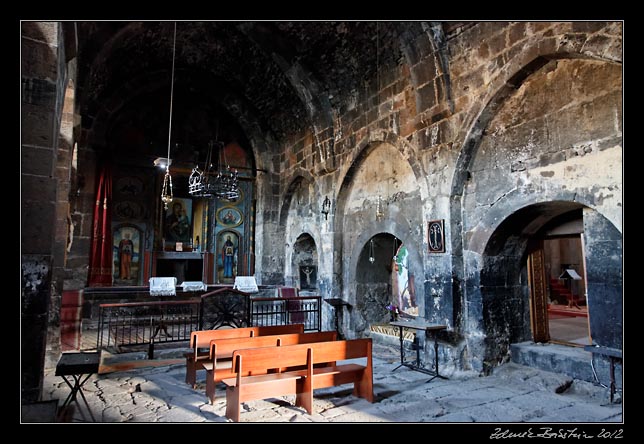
(448, 33), (622, 335)
(332, 131), (427, 319)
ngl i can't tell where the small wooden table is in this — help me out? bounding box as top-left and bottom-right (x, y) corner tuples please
(55, 352), (101, 422)
(390, 320), (448, 382)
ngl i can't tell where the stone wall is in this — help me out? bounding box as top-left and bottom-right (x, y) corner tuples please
(21, 21), (66, 402)
(28, 22), (622, 394)
(271, 22), (622, 372)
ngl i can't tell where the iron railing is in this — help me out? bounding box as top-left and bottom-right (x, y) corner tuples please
(97, 300), (200, 357)
(249, 296), (321, 332)
(96, 294), (322, 358)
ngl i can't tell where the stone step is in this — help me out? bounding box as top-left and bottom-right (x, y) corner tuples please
(510, 341), (621, 395)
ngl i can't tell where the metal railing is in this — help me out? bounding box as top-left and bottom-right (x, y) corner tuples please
(249, 296), (321, 332)
(96, 294), (322, 358)
(97, 300), (200, 357)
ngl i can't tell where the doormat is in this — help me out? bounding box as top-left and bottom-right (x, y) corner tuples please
(370, 323), (415, 341)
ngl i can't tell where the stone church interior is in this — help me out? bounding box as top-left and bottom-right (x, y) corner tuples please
(21, 21), (622, 422)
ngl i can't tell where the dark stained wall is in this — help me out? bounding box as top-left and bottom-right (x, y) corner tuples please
(21, 21), (66, 402)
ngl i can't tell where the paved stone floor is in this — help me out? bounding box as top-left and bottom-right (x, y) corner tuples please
(40, 343), (622, 426)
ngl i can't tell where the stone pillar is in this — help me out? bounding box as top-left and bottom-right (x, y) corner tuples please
(582, 208), (622, 349)
(45, 66), (77, 368)
(21, 21), (65, 403)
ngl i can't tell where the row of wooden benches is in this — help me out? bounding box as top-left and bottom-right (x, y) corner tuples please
(184, 324), (374, 422)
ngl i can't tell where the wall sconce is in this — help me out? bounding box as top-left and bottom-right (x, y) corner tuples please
(376, 195), (384, 221)
(321, 196), (331, 220)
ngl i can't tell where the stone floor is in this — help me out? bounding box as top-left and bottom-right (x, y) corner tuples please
(38, 342), (623, 426)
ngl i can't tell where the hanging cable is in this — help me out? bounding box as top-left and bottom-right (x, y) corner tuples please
(166, 22), (176, 170)
(161, 22), (177, 209)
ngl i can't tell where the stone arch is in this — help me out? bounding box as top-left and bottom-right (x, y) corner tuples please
(279, 171), (321, 287)
(279, 170), (316, 227)
(470, 201), (622, 373)
(289, 233), (319, 291)
(332, 131), (427, 303)
(347, 225), (425, 334)
(335, 137), (427, 335)
(336, 130), (428, 206)
(448, 33), (622, 334)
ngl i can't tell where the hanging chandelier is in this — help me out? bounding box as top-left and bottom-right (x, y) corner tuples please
(160, 22), (177, 210)
(188, 139), (240, 201)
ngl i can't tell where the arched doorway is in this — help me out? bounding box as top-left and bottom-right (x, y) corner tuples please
(540, 210), (590, 346)
(480, 202), (621, 369)
(354, 233), (402, 337)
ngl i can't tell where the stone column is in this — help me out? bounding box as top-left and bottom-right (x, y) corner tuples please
(21, 21), (66, 403)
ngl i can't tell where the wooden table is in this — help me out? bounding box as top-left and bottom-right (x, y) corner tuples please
(390, 320), (448, 382)
(55, 352), (101, 422)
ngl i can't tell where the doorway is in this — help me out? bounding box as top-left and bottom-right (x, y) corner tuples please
(530, 212), (591, 347)
(480, 203), (619, 369)
(543, 235), (590, 346)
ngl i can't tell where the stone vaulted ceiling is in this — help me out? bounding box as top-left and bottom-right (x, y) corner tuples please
(74, 21), (417, 163)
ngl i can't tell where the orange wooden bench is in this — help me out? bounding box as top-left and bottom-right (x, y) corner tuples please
(223, 338), (373, 422)
(185, 324), (304, 387)
(203, 331), (337, 403)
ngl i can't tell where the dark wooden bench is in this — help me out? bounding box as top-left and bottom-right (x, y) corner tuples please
(223, 338), (373, 422)
(185, 324), (305, 387)
(204, 331), (338, 403)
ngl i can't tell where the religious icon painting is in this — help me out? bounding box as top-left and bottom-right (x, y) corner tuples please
(216, 206), (243, 228)
(392, 245), (419, 317)
(299, 265), (317, 290)
(217, 230), (240, 283)
(428, 219), (446, 253)
(112, 225), (141, 284)
(164, 197), (193, 244)
(115, 176), (144, 196)
(114, 200), (144, 220)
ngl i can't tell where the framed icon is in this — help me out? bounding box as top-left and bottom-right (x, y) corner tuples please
(164, 197), (193, 244)
(217, 230), (240, 283)
(428, 219), (445, 253)
(113, 224), (141, 284)
(299, 265), (317, 290)
(216, 206), (243, 228)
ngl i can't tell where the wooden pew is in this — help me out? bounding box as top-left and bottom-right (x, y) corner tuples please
(203, 331), (337, 403)
(299, 338), (374, 414)
(223, 338), (373, 422)
(185, 324), (305, 387)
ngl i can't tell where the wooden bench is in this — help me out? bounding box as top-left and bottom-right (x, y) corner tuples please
(204, 331), (338, 403)
(185, 324), (305, 387)
(223, 338), (373, 422)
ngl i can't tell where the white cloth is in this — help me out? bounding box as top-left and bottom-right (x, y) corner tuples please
(233, 276), (259, 293)
(149, 277), (177, 296)
(180, 281), (207, 292)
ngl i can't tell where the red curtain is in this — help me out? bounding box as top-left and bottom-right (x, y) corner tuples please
(88, 160), (113, 286)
